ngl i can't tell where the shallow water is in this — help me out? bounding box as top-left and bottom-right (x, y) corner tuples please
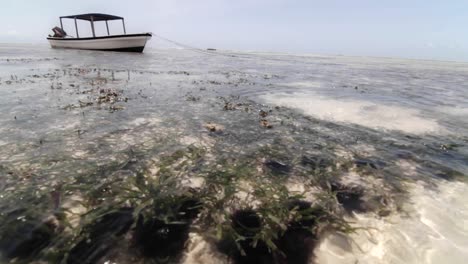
(0, 44), (467, 264)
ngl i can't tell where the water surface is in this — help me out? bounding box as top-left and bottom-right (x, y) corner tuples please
(0, 44), (467, 264)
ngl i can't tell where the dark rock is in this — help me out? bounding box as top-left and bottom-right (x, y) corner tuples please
(330, 182), (367, 213)
(265, 160), (291, 175)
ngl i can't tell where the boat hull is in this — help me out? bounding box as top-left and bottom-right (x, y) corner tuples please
(47, 33), (152, 53)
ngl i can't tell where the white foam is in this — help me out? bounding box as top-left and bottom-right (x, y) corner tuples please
(261, 92), (444, 134)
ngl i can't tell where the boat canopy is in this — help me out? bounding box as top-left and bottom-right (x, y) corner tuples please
(57, 13), (127, 38)
(60, 13), (123, 21)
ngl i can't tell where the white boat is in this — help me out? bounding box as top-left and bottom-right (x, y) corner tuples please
(47, 13), (152, 53)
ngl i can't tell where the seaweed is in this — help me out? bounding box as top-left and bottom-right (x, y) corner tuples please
(0, 210), (57, 260)
(1, 63), (445, 264)
(275, 200), (324, 264)
(66, 207), (134, 264)
(218, 209), (273, 264)
(134, 196), (202, 260)
(216, 199), (347, 264)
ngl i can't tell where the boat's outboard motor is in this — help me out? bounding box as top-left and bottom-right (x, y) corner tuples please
(51, 27), (67, 38)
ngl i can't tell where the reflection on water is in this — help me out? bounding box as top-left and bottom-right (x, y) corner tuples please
(0, 45), (467, 264)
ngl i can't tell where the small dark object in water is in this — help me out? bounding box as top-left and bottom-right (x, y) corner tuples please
(330, 182), (367, 213)
(259, 110), (268, 118)
(301, 156), (330, 171)
(378, 209), (391, 217)
(135, 218), (190, 259)
(355, 86), (358, 90)
(186, 94), (200, 102)
(109, 104), (125, 112)
(14, 116), (16, 120)
(434, 168), (464, 181)
(232, 210), (262, 237)
(134, 198), (201, 259)
(265, 160), (291, 175)
(67, 208), (134, 264)
(79, 100), (93, 108)
(354, 158), (383, 169)
(395, 150), (414, 159)
(439, 143), (458, 151)
(207, 48), (217, 51)
(260, 119), (273, 129)
(204, 123), (224, 133)
(224, 102), (237, 111)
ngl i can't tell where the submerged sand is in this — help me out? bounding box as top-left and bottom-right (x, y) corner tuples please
(0, 45), (467, 264)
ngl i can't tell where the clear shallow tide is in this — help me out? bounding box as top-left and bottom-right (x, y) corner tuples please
(0, 44), (467, 264)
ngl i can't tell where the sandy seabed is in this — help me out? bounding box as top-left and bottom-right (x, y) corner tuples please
(0, 45), (467, 264)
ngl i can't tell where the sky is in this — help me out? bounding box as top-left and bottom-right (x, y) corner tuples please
(1, 0), (467, 61)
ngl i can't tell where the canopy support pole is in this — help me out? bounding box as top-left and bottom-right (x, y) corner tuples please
(106, 20), (110, 35)
(122, 19), (126, 34)
(74, 17), (79, 38)
(90, 16), (96, 37)
(60, 18), (63, 30)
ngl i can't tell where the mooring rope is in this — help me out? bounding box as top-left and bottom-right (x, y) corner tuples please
(151, 33), (255, 59)
(152, 33), (313, 65)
